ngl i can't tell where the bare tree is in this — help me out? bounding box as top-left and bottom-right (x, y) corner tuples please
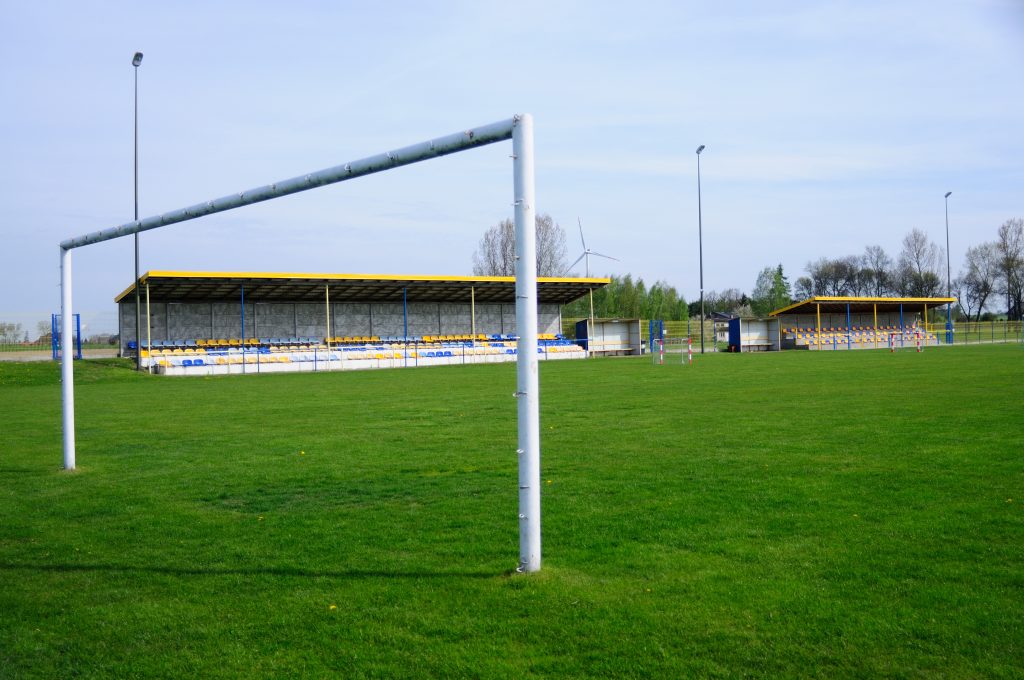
(896, 228), (944, 297)
(472, 219), (515, 276)
(802, 257), (860, 296)
(0, 322), (22, 344)
(861, 245), (894, 296)
(995, 218), (1024, 319)
(471, 213), (568, 277)
(534, 214), (568, 277)
(955, 242), (1000, 321)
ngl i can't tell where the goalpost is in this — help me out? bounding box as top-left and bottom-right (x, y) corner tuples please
(59, 114), (543, 573)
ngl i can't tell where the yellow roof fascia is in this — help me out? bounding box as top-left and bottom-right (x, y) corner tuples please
(770, 296), (958, 316)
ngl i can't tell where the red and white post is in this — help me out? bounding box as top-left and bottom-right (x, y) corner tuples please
(658, 338), (664, 365)
(687, 336), (693, 365)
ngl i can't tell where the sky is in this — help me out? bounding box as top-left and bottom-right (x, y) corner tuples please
(1, 1), (1022, 334)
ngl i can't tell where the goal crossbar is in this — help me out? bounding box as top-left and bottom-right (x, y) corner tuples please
(58, 114), (543, 572)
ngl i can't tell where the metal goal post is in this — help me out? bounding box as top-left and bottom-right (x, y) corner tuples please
(58, 114), (543, 573)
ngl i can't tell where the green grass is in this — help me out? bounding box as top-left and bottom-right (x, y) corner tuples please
(1, 347), (1022, 678)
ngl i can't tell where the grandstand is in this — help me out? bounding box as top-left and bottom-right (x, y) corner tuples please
(115, 271), (609, 374)
(770, 296), (957, 350)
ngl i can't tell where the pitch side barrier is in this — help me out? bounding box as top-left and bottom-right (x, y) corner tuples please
(58, 115), (543, 573)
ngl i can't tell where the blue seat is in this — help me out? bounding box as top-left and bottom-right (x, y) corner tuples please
(443, 350), (453, 357)
(182, 359), (193, 367)
(193, 358), (204, 366)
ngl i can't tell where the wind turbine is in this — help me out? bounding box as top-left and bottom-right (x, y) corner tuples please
(566, 217), (619, 277)
(566, 218), (619, 353)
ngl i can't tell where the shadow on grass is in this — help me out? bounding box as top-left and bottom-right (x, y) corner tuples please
(0, 561), (500, 580)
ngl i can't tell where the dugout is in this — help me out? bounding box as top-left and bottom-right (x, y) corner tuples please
(116, 270), (609, 355)
(727, 317), (781, 352)
(574, 318), (643, 355)
(770, 296), (957, 350)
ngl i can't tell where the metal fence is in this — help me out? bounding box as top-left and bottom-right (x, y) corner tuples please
(926, 320), (1024, 346)
(0, 311), (119, 360)
(563, 317), (724, 353)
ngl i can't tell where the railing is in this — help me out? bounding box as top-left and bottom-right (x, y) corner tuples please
(927, 320), (1024, 345)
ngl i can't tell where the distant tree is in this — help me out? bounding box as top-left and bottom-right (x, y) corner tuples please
(564, 275), (687, 321)
(861, 245), (894, 296)
(751, 264), (793, 316)
(794, 276), (814, 300)
(895, 228), (944, 297)
(994, 218), (1024, 320)
(801, 257), (861, 297)
(471, 213), (568, 277)
(0, 322), (23, 344)
(954, 242), (1000, 321)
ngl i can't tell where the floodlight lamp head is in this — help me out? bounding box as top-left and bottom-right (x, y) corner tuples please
(945, 191), (952, 198)
(696, 145), (705, 154)
(132, 52), (144, 67)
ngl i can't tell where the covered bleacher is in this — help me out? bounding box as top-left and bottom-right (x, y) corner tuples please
(116, 271), (609, 374)
(770, 296), (956, 351)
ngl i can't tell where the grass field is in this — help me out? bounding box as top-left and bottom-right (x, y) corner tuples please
(1, 346), (1022, 678)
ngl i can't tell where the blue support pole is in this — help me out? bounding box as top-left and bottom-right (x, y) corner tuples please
(899, 304), (904, 347)
(51, 313), (58, 360)
(75, 314), (82, 360)
(241, 285), (246, 374)
(846, 303), (852, 350)
(403, 287), (408, 368)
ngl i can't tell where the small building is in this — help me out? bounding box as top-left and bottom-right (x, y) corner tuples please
(574, 318), (643, 356)
(727, 317), (782, 352)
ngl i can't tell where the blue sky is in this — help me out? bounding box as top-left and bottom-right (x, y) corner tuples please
(1, 1), (1021, 332)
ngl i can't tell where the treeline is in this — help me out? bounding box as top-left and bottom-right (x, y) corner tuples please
(788, 220), (1024, 321)
(563, 275), (689, 321)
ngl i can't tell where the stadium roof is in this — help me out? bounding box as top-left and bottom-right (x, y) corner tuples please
(115, 271), (610, 305)
(770, 296), (957, 316)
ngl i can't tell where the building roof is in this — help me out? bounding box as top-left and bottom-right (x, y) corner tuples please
(769, 296), (957, 316)
(115, 271), (610, 305)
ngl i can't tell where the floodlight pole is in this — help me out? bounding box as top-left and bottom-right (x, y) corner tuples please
(513, 114), (541, 573)
(944, 191), (953, 344)
(133, 52), (143, 370)
(696, 144), (706, 354)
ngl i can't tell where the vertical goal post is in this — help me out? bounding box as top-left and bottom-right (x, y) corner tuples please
(58, 114), (543, 573)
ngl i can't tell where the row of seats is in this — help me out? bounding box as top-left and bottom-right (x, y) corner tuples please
(784, 325), (907, 334)
(138, 333), (570, 352)
(792, 328), (938, 347)
(151, 343), (586, 369)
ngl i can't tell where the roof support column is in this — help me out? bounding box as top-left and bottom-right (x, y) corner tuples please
(816, 303), (821, 351)
(900, 304), (905, 347)
(146, 283), (151, 372)
(326, 285), (332, 369)
(403, 287), (408, 367)
(873, 303), (878, 350)
(241, 285), (246, 374)
(846, 303), (852, 350)
(470, 286), (476, 343)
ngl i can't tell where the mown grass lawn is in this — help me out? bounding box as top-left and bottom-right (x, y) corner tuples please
(1, 345), (1022, 678)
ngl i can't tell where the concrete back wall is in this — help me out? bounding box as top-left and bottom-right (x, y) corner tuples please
(120, 300), (561, 351)
(779, 311), (924, 329)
